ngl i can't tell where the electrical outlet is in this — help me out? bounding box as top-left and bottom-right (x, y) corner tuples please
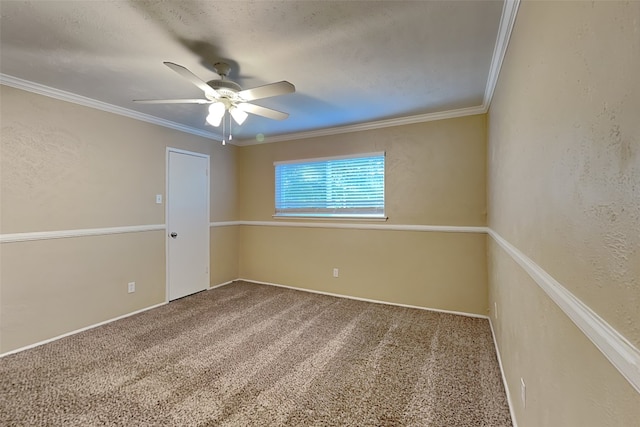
(128, 282), (136, 293)
(333, 268), (339, 278)
(520, 378), (526, 408)
(155, 194), (163, 204)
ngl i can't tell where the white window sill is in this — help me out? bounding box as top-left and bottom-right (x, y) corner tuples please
(272, 214), (388, 222)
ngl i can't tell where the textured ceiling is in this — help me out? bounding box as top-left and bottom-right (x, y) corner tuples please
(0, 1), (507, 144)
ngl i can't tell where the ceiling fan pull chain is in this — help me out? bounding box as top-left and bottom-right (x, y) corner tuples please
(229, 114), (234, 141)
(222, 112), (226, 145)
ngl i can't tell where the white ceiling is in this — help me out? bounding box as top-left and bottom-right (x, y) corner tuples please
(0, 1), (514, 144)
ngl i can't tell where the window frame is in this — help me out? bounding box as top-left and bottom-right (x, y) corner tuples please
(273, 152), (387, 220)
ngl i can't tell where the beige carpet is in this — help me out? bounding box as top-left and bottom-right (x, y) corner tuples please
(0, 281), (512, 426)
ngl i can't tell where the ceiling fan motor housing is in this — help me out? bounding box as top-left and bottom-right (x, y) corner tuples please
(208, 62), (243, 100)
(207, 79), (242, 97)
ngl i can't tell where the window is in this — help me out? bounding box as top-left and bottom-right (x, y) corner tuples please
(274, 152), (385, 218)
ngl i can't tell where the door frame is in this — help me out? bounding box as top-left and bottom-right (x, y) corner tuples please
(165, 147), (210, 303)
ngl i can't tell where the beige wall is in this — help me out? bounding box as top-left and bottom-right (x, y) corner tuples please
(240, 226), (488, 314)
(3, 5), (638, 424)
(0, 85), (238, 353)
(239, 116), (487, 225)
(238, 116), (489, 315)
(210, 225), (238, 286)
(1, 232), (165, 351)
(3, 3), (637, 423)
(488, 1), (640, 425)
(1, 87), (489, 353)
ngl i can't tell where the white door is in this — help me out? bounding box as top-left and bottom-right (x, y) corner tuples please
(167, 149), (210, 300)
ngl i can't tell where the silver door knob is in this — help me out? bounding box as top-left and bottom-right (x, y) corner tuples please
(170, 232), (178, 238)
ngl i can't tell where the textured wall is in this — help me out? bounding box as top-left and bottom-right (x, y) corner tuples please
(0, 85), (238, 353)
(488, 1), (640, 425)
(238, 116), (488, 315)
(240, 116), (487, 226)
(1, 232), (165, 351)
(240, 226), (488, 315)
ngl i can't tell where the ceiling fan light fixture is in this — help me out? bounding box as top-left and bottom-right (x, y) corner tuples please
(206, 102), (225, 127)
(206, 112), (223, 127)
(229, 106), (248, 125)
(135, 61), (295, 143)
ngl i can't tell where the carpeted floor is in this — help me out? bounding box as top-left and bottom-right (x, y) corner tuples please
(0, 281), (512, 426)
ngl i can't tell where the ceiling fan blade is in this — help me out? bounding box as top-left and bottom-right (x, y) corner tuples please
(238, 81), (295, 101)
(133, 98), (211, 104)
(237, 102), (289, 120)
(163, 62), (219, 99)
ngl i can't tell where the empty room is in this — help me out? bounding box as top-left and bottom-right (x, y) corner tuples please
(0, 1), (638, 426)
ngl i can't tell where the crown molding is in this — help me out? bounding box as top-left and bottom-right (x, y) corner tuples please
(0, 1), (519, 147)
(0, 74), (222, 142)
(234, 105), (488, 146)
(484, 0), (520, 107)
(235, 0), (521, 146)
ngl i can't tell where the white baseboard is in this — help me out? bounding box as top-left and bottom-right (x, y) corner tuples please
(0, 302), (166, 358)
(2, 280), (230, 358)
(1, 276), (487, 358)
(237, 278), (489, 319)
(489, 317), (519, 427)
(208, 280), (235, 290)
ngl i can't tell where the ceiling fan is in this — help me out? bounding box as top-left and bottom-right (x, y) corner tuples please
(134, 61), (295, 129)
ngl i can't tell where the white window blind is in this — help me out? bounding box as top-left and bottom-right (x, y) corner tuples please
(274, 152), (385, 218)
